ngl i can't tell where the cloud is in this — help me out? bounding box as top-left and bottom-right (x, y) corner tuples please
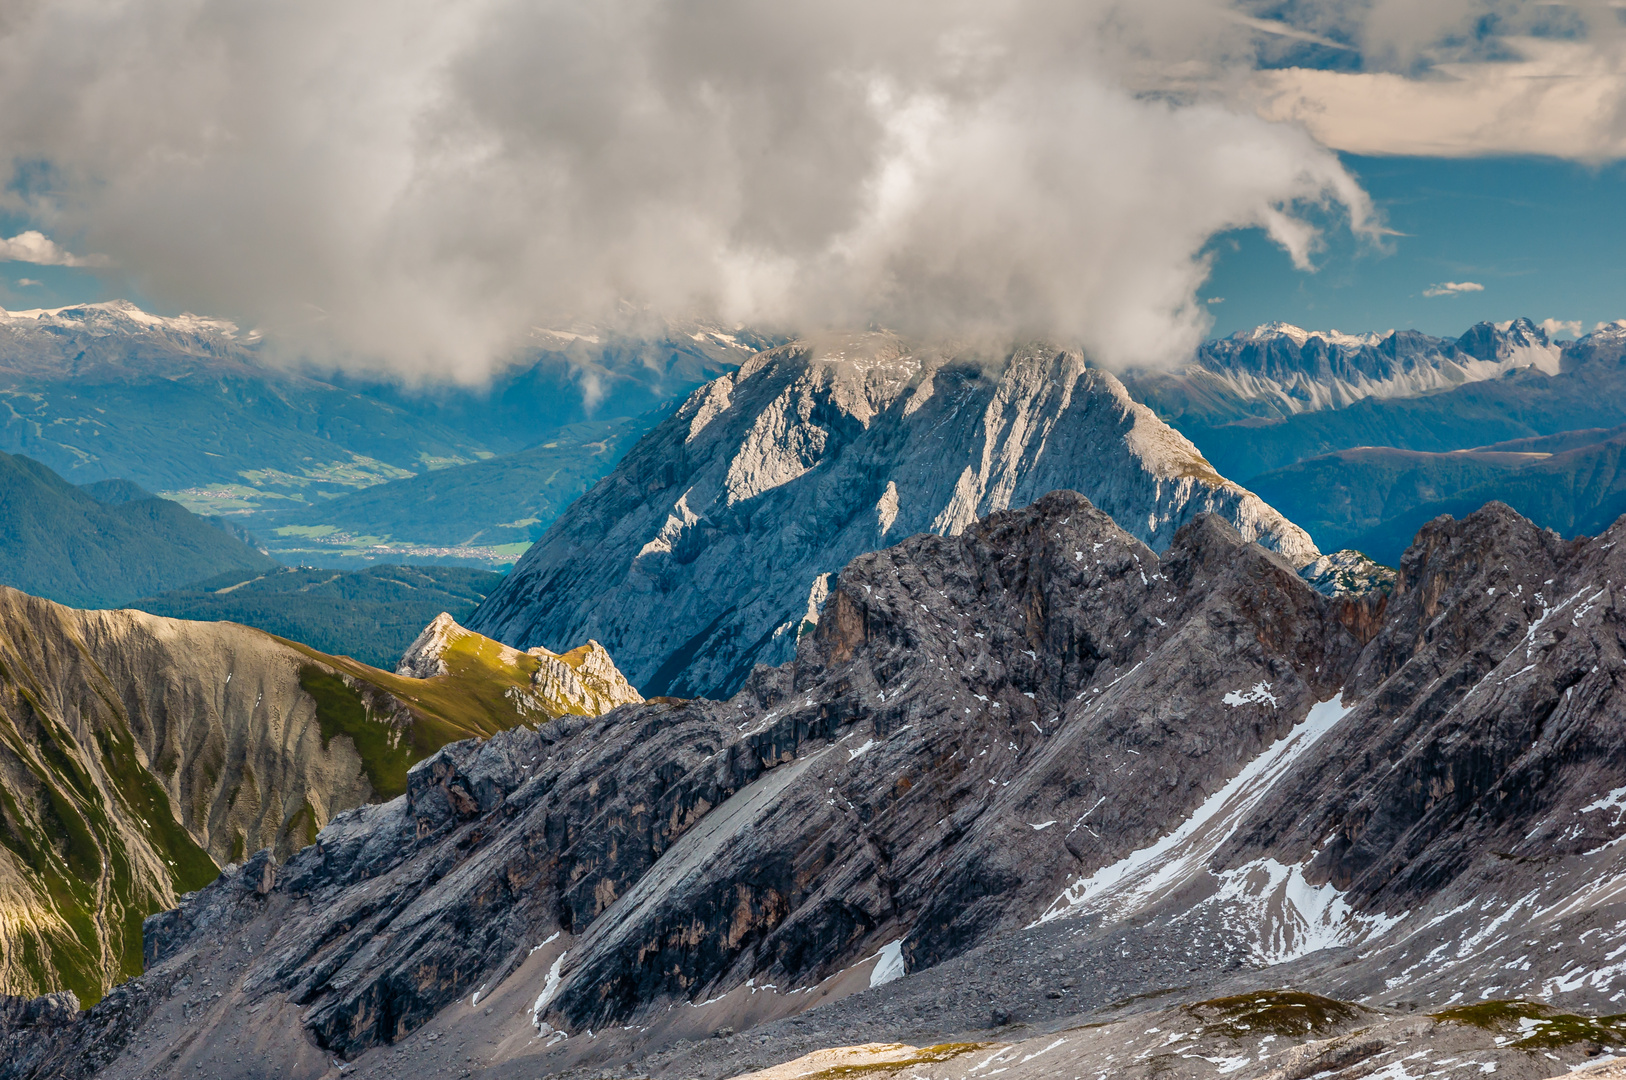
(0, 230), (109, 268)
(1424, 281), (1486, 297)
(1541, 318), (1583, 339)
(1247, 38), (1626, 159)
(0, 0), (1395, 380)
(14, 278), (40, 287)
(10, 3), (1622, 380)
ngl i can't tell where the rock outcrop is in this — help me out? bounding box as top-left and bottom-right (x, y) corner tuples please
(397, 611), (643, 715)
(0, 594), (637, 1004)
(9, 494), (1626, 1080)
(1297, 548), (1397, 596)
(470, 333), (1316, 698)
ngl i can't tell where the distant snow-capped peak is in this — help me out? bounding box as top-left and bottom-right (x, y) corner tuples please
(1236, 322), (1386, 349)
(0, 299), (246, 339)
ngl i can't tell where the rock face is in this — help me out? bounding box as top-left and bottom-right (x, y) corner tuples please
(1297, 548), (1397, 596)
(1124, 317), (1562, 426)
(10, 493), (1626, 1080)
(469, 333), (1316, 698)
(0, 593), (636, 1005)
(397, 611), (643, 716)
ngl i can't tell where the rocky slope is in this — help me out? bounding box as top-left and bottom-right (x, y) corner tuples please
(470, 333), (1316, 698)
(1124, 317), (1562, 427)
(10, 492), (1626, 1079)
(0, 594), (638, 1006)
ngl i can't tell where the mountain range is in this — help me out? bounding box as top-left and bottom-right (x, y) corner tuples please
(468, 332), (1317, 698)
(1136, 319), (1626, 484)
(0, 301), (757, 567)
(0, 451), (276, 607)
(1123, 316), (1564, 427)
(1249, 424), (1626, 563)
(0, 450), (511, 662)
(2, 304), (1626, 1078)
(0, 590), (640, 1008)
(6, 491), (1624, 1078)
(10, 302), (1626, 576)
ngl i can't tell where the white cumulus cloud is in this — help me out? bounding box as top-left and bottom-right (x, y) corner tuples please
(1540, 318), (1583, 340)
(1248, 38), (1626, 160)
(0, 231), (109, 268)
(0, 0), (1384, 380)
(6, 2), (1613, 378)
(1423, 281), (1486, 298)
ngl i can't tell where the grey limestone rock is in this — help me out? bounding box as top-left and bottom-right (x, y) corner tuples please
(1298, 548), (1397, 596)
(11, 494), (1626, 1080)
(470, 332), (1317, 699)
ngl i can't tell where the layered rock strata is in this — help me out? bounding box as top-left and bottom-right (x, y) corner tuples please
(8, 494), (1626, 1080)
(0, 593), (638, 1004)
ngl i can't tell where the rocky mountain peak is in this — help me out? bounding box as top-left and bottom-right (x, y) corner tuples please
(526, 639), (644, 716)
(469, 334), (1315, 699)
(9, 495), (1626, 1079)
(397, 610), (642, 715)
(395, 612), (462, 677)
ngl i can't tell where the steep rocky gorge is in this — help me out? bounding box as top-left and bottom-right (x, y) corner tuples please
(0, 594), (638, 1005)
(11, 490), (1626, 1080)
(471, 332), (1316, 699)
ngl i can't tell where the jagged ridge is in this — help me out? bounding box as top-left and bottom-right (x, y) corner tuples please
(470, 332), (1316, 699)
(9, 495), (1622, 1080)
(0, 593), (638, 1005)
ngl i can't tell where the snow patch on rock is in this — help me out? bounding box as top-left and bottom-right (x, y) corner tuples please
(1039, 697), (1353, 942)
(868, 940), (906, 988)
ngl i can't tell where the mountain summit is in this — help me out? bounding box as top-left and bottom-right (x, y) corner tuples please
(1126, 317), (1563, 426)
(14, 493), (1626, 1078)
(469, 333), (1315, 697)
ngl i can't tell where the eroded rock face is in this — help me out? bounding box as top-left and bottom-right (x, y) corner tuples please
(12, 495), (1626, 1080)
(397, 611), (643, 716)
(470, 333), (1316, 699)
(0, 591), (639, 1005)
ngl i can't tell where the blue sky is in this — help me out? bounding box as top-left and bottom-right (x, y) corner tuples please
(1200, 153), (1626, 340)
